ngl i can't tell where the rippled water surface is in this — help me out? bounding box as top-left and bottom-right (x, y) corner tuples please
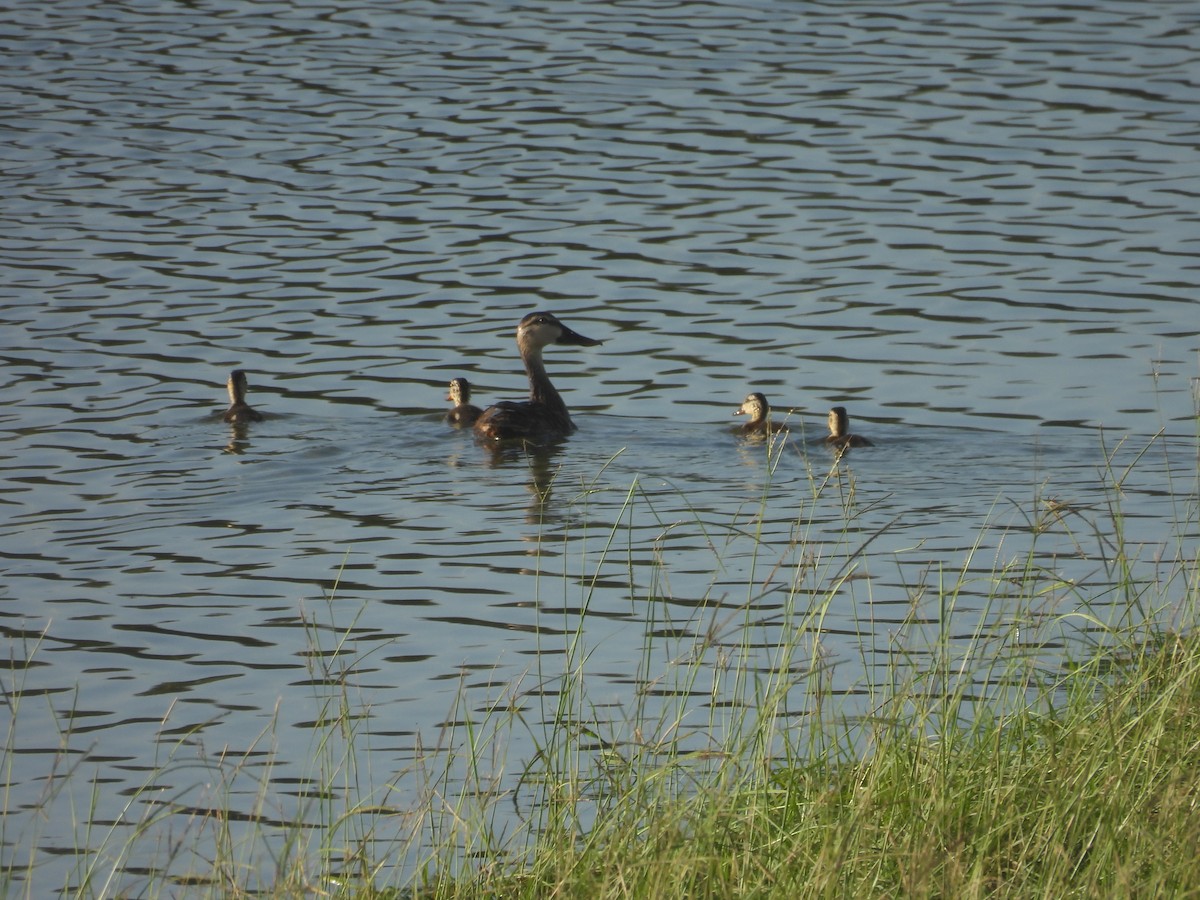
(3, 0), (1199, 891)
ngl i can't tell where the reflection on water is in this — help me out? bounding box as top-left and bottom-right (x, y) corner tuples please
(3, 0), (1200, 890)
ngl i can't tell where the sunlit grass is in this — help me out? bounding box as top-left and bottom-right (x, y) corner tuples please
(424, 429), (1200, 899)
(3, 425), (1198, 897)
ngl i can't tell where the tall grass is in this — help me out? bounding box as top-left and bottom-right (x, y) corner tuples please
(423, 428), (1200, 899)
(3, 424), (1197, 897)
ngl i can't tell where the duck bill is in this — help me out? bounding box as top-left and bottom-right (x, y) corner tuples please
(555, 324), (603, 347)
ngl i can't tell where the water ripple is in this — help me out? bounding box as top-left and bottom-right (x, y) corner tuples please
(4, 0), (1200, 890)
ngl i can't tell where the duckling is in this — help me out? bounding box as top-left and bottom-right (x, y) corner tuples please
(223, 369), (264, 424)
(733, 392), (785, 436)
(473, 311), (603, 443)
(825, 406), (873, 448)
(445, 377), (483, 427)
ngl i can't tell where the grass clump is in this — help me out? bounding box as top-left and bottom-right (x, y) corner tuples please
(422, 431), (1200, 899)
(435, 630), (1200, 899)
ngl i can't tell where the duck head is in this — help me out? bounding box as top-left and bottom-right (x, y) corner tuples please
(517, 311), (603, 352)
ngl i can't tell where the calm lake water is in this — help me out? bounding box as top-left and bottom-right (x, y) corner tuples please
(3, 0), (1199, 892)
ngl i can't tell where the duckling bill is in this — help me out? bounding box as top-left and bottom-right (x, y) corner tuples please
(223, 369), (264, 424)
(473, 311), (603, 443)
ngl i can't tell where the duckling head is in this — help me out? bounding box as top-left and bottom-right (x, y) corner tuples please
(734, 392), (770, 424)
(828, 406), (849, 438)
(227, 369), (250, 403)
(447, 377), (471, 405)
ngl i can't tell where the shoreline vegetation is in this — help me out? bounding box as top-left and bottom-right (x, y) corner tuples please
(5, 428), (1199, 898)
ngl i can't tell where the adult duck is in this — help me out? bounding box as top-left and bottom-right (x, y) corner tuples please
(473, 311), (603, 442)
(825, 406), (873, 448)
(445, 377), (483, 426)
(733, 392), (786, 436)
(223, 369), (264, 424)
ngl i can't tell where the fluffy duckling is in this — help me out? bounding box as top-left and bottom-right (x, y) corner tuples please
(223, 369), (264, 424)
(825, 406), (873, 448)
(733, 392), (786, 436)
(473, 311), (603, 443)
(445, 377), (483, 426)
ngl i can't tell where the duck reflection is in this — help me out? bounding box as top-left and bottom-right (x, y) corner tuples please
(479, 439), (562, 526)
(223, 424), (253, 455)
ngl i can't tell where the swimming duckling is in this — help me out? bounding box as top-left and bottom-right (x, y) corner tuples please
(445, 377), (483, 427)
(473, 311), (603, 443)
(733, 392), (786, 436)
(825, 406), (873, 449)
(223, 369), (264, 424)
